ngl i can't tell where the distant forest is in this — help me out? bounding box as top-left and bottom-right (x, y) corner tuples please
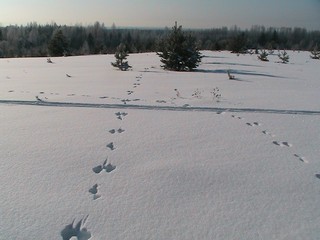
(0, 22), (319, 58)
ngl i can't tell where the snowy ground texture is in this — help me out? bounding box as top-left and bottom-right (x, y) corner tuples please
(1, 51), (320, 240)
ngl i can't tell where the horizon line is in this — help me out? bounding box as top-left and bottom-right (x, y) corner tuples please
(0, 21), (319, 32)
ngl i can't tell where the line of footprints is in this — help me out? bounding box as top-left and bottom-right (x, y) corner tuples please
(89, 112), (126, 200)
(61, 74), (143, 239)
(123, 74), (143, 104)
(60, 110), (127, 239)
(228, 113), (308, 163)
(89, 107), (131, 199)
(60, 113), (128, 239)
(9, 73), (144, 105)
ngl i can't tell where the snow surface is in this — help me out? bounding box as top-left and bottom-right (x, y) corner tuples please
(0, 51), (320, 240)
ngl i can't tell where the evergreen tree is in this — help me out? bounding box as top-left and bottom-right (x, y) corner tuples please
(157, 23), (202, 71)
(310, 45), (320, 59)
(258, 32), (267, 47)
(111, 43), (131, 71)
(278, 50), (289, 63)
(229, 33), (247, 53)
(48, 30), (69, 56)
(1, 23), (320, 58)
(87, 33), (95, 54)
(258, 50), (269, 62)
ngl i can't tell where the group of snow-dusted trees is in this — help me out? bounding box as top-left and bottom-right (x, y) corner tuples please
(112, 22), (202, 71)
(0, 22), (319, 58)
(0, 22), (161, 57)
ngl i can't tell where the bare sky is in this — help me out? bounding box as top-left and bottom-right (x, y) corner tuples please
(1, 0), (319, 30)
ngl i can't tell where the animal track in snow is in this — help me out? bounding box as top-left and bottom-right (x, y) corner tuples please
(121, 99), (133, 104)
(315, 174), (320, 180)
(109, 128), (125, 134)
(60, 216), (92, 240)
(262, 130), (275, 137)
(282, 141), (292, 147)
(92, 159), (107, 173)
(35, 96), (43, 102)
(92, 165), (103, 174)
(273, 141), (292, 147)
(104, 163), (116, 173)
(115, 112), (128, 120)
(99, 96), (108, 99)
(89, 184), (98, 194)
(117, 128), (125, 133)
(92, 159), (116, 174)
(294, 154), (308, 163)
(89, 184), (101, 200)
(106, 142), (115, 150)
(272, 141), (282, 147)
(216, 111), (226, 115)
(246, 122), (261, 126)
(231, 115), (243, 119)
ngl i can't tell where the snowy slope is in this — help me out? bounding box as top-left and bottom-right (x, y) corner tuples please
(0, 51), (320, 240)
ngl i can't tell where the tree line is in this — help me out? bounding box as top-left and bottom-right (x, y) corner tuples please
(0, 22), (319, 58)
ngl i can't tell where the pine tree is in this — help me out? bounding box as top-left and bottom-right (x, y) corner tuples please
(278, 50), (289, 63)
(111, 43), (131, 71)
(48, 30), (69, 57)
(157, 23), (202, 71)
(229, 33), (247, 54)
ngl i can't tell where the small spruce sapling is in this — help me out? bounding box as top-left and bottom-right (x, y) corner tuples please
(278, 50), (289, 64)
(111, 43), (132, 71)
(310, 45), (320, 59)
(258, 50), (269, 62)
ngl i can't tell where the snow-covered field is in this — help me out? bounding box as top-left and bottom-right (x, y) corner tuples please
(1, 51), (319, 240)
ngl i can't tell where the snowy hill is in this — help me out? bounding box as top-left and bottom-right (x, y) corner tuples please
(0, 51), (319, 239)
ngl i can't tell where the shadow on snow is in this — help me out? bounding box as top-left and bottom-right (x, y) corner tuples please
(196, 68), (284, 79)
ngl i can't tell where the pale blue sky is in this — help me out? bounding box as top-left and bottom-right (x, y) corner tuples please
(1, 0), (319, 30)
